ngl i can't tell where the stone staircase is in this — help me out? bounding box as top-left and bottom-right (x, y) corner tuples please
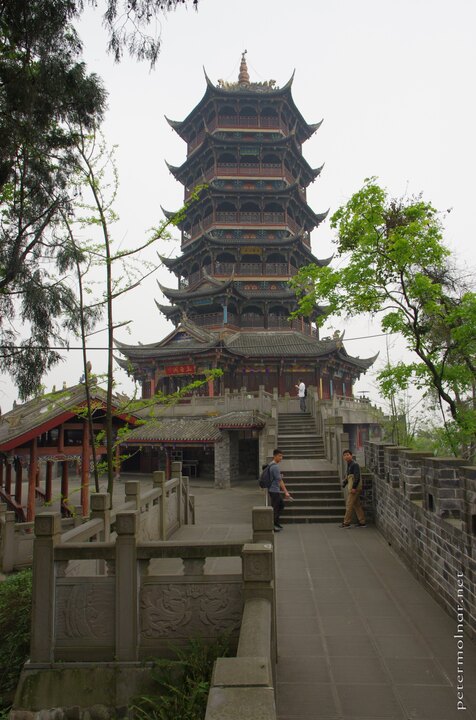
(278, 412), (345, 524)
(276, 412), (325, 459)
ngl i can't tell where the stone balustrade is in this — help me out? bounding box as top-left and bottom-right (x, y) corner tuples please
(12, 507), (277, 719)
(365, 441), (476, 639)
(0, 470), (194, 574)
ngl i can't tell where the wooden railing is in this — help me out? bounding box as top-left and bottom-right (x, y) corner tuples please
(187, 211), (301, 242)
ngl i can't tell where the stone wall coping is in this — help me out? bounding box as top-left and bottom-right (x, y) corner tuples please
(400, 450), (434, 459)
(423, 457), (468, 467)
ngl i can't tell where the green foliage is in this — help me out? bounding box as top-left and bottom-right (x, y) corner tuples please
(0, 570), (32, 707)
(130, 636), (231, 720)
(0, 0), (106, 400)
(290, 177), (476, 457)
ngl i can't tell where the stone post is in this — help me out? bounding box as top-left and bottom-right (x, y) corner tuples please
(159, 472), (167, 540)
(91, 492), (111, 542)
(115, 511), (138, 661)
(242, 542), (276, 663)
(171, 460), (182, 479)
(124, 480), (141, 510)
(214, 434), (231, 488)
(0, 507), (15, 573)
(30, 512), (61, 662)
(153, 471), (166, 537)
(252, 507), (274, 546)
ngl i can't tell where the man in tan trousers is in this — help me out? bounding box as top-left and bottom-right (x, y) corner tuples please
(340, 449), (366, 528)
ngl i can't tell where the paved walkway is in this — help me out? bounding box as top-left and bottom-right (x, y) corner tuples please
(187, 479), (476, 720)
(21, 474), (476, 718)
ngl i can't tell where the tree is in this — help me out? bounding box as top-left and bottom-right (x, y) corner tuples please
(0, 0), (198, 400)
(101, 0), (200, 65)
(59, 130), (210, 500)
(0, 0), (107, 399)
(290, 178), (476, 458)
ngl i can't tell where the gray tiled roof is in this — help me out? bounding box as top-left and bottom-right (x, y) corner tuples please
(122, 418), (221, 444)
(0, 384), (133, 449)
(121, 410), (266, 444)
(224, 331), (337, 357)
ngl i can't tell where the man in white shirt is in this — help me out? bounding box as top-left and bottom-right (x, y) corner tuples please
(296, 378), (306, 412)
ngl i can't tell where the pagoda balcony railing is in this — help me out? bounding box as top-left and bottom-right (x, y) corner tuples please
(210, 115), (289, 134)
(187, 118), (289, 154)
(214, 262), (297, 277)
(188, 212), (300, 241)
(191, 312), (239, 327)
(189, 312), (317, 336)
(197, 163), (295, 185)
(182, 264), (298, 290)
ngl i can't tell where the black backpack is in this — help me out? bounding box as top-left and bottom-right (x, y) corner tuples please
(259, 464), (273, 489)
(304, 386), (307, 397)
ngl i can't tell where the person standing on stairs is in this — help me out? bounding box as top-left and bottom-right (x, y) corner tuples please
(340, 449), (366, 528)
(296, 378), (306, 412)
(268, 448), (292, 531)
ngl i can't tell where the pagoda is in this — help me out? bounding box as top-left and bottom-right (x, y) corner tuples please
(116, 53), (376, 398)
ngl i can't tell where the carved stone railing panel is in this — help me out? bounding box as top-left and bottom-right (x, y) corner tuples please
(139, 576), (242, 652)
(55, 577), (115, 660)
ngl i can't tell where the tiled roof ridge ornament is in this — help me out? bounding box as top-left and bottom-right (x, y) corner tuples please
(238, 49), (250, 86)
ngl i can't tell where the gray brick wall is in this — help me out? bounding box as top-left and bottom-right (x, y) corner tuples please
(365, 442), (476, 639)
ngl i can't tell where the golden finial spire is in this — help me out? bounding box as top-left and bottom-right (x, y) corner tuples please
(238, 50), (250, 86)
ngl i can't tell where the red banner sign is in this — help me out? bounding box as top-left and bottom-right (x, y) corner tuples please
(165, 364), (196, 376)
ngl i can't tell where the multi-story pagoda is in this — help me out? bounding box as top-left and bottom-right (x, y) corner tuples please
(116, 54), (375, 398)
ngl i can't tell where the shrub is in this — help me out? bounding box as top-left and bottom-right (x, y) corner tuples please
(0, 570), (32, 707)
(130, 636), (232, 720)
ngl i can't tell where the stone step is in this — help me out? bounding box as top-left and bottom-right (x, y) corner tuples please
(283, 470), (339, 478)
(281, 515), (343, 524)
(284, 504), (345, 516)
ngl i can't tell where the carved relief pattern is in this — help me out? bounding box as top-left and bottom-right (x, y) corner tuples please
(245, 554), (271, 581)
(55, 581), (115, 642)
(140, 582), (242, 639)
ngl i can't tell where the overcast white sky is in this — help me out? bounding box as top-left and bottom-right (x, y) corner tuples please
(1, 0), (475, 411)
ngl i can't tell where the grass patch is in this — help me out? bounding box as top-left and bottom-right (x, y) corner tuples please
(131, 636), (232, 720)
(0, 569), (32, 711)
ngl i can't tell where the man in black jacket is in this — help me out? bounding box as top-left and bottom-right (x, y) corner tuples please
(340, 449), (366, 528)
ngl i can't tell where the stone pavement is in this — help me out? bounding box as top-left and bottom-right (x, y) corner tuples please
(187, 479), (476, 720)
(25, 474), (476, 718)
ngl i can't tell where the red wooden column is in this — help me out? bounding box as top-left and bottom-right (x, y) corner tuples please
(27, 438), (38, 521)
(5, 459), (12, 495)
(45, 461), (53, 503)
(61, 461), (69, 516)
(0, 459), (3, 489)
(165, 447), (171, 480)
(207, 377), (214, 397)
(14, 460), (23, 505)
(81, 419), (90, 517)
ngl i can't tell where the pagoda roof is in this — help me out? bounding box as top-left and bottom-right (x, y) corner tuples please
(165, 134), (323, 186)
(115, 321), (218, 362)
(115, 320), (376, 374)
(0, 383), (136, 452)
(158, 233), (331, 272)
(166, 57), (321, 145)
(157, 274), (244, 302)
(223, 331), (377, 369)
